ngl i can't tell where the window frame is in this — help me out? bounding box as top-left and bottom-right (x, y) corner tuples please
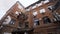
(34, 18), (40, 26)
(39, 8), (46, 14)
(9, 19), (16, 25)
(42, 16), (51, 24)
(33, 11), (38, 16)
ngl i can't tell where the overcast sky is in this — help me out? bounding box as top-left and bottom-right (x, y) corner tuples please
(0, 0), (38, 20)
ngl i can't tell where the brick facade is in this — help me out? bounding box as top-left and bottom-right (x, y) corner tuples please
(0, 0), (60, 34)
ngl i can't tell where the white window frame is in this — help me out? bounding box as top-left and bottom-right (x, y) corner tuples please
(15, 11), (19, 15)
(33, 11), (38, 16)
(40, 9), (45, 13)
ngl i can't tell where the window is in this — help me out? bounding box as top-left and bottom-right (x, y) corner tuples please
(15, 11), (19, 15)
(34, 19), (39, 26)
(25, 22), (29, 28)
(15, 11), (22, 15)
(17, 12), (25, 20)
(9, 19), (16, 25)
(19, 22), (23, 27)
(26, 9), (30, 11)
(40, 9), (45, 14)
(49, 0), (60, 11)
(48, 6), (53, 10)
(3, 16), (11, 25)
(33, 11), (38, 16)
(38, 2), (42, 6)
(43, 16), (51, 24)
(32, 5), (36, 9)
(53, 0), (60, 10)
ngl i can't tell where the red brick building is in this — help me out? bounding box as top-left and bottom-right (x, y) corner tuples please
(0, 0), (60, 34)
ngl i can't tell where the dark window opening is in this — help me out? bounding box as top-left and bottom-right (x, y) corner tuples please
(33, 16), (36, 18)
(19, 22), (23, 27)
(43, 16), (51, 24)
(34, 19), (40, 26)
(48, 5), (53, 11)
(25, 22), (29, 28)
(48, 7), (52, 10)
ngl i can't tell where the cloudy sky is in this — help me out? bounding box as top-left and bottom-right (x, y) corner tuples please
(0, 0), (38, 20)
